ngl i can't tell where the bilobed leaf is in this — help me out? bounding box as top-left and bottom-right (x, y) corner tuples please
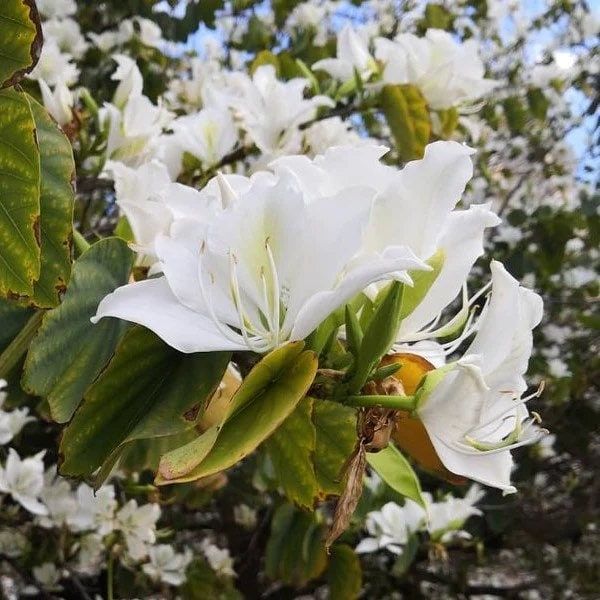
(0, 0), (43, 88)
(0, 88), (40, 297)
(27, 96), (75, 307)
(381, 84), (431, 162)
(265, 396), (319, 509)
(22, 238), (134, 422)
(156, 342), (318, 485)
(366, 443), (426, 508)
(312, 399), (357, 496)
(59, 326), (231, 482)
(327, 544), (362, 600)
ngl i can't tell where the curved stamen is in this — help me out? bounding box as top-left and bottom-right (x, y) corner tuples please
(265, 240), (281, 348)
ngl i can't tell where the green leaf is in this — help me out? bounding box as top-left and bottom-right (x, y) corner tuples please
(180, 559), (242, 600)
(0, 298), (32, 353)
(527, 88), (550, 120)
(380, 84), (431, 162)
(0, 0), (43, 88)
(419, 3), (454, 31)
(265, 503), (328, 586)
(156, 341), (318, 485)
(502, 96), (528, 133)
(312, 399), (357, 496)
(59, 326), (231, 482)
(27, 96), (75, 307)
(349, 281), (404, 392)
(327, 544), (362, 600)
(437, 107), (459, 138)
(366, 443), (425, 508)
(250, 50), (279, 75)
(400, 249), (444, 319)
(0, 88), (40, 297)
(22, 238), (134, 422)
(265, 397), (318, 509)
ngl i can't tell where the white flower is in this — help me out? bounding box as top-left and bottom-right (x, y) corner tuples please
(361, 141), (500, 343)
(36, 0), (76, 19)
(143, 544), (192, 586)
(313, 24), (377, 82)
(375, 29), (497, 109)
(68, 483), (117, 535)
(356, 500), (426, 555)
(43, 18), (88, 59)
(303, 117), (362, 156)
(100, 95), (173, 165)
(227, 65), (333, 154)
(111, 54), (144, 109)
(0, 381), (35, 445)
(426, 486), (484, 542)
(563, 266), (596, 287)
(547, 357), (571, 379)
(29, 40), (79, 87)
(74, 533), (105, 576)
(116, 500), (161, 561)
(93, 152), (426, 353)
(38, 467), (77, 528)
(88, 30), (123, 52)
(200, 540), (236, 577)
(413, 261), (546, 494)
(0, 449), (47, 515)
(170, 107), (238, 169)
(33, 563), (62, 591)
(119, 17), (164, 49)
(233, 504), (257, 529)
(39, 79), (74, 127)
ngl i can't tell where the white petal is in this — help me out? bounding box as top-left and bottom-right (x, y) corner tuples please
(398, 204), (500, 338)
(92, 278), (246, 352)
(290, 246), (426, 341)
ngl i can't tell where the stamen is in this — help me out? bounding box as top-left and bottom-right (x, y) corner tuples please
(265, 239), (281, 347)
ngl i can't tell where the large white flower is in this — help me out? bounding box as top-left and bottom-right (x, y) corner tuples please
(43, 18), (88, 59)
(0, 449), (47, 516)
(425, 485), (484, 542)
(38, 467), (77, 529)
(116, 500), (161, 561)
(313, 24), (377, 82)
(93, 160), (426, 353)
(143, 544), (193, 586)
(375, 29), (497, 109)
(169, 107), (238, 172)
(356, 500), (426, 555)
(414, 261), (545, 493)
(227, 65), (333, 155)
(29, 40), (79, 87)
(273, 141), (500, 345)
(111, 54), (144, 109)
(68, 483), (117, 535)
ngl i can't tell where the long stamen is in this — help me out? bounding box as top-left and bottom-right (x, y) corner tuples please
(197, 254), (246, 347)
(265, 239), (281, 347)
(229, 251), (263, 352)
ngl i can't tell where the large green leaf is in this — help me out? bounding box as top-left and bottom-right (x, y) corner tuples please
(0, 297), (32, 352)
(400, 249), (445, 319)
(0, 0), (43, 88)
(0, 88), (40, 297)
(59, 326), (231, 482)
(265, 503), (328, 587)
(156, 341), (318, 485)
(22, 238), (134, 422)
(366, 443), (426, 508)
(380, 84), (431, 162)
(265, 396), (319, 509)
(312, 399), (357, 496)
(28, 96), (75, 307)
(327, 544), (362, 600)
